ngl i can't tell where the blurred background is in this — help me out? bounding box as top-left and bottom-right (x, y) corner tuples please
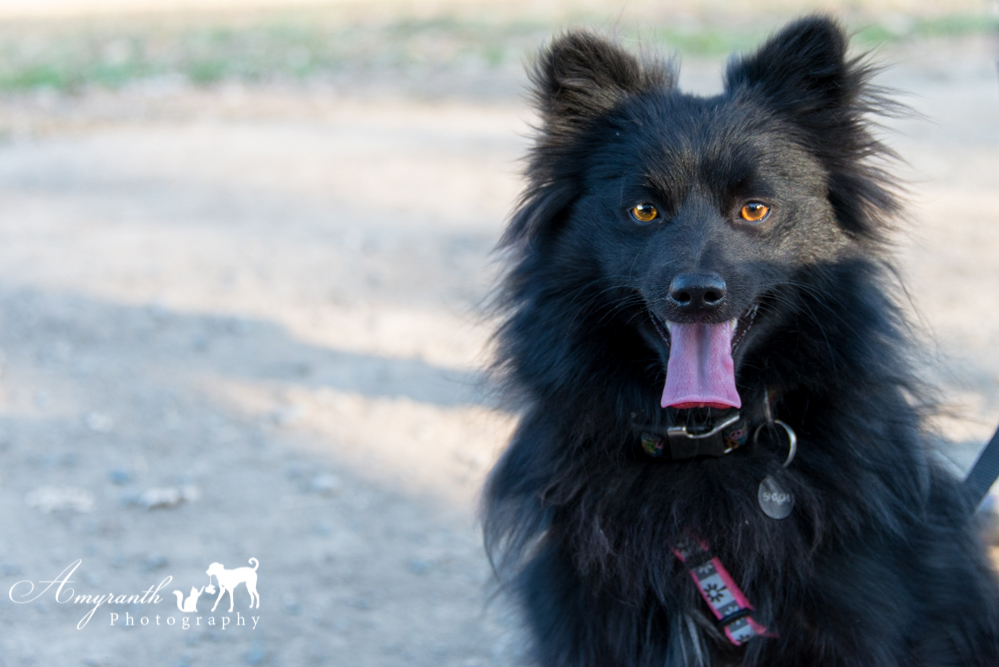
(0, 0), (994, 665)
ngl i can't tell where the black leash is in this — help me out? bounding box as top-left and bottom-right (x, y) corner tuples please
(963, 422), (999, 509)
(966, 50), (999, 510)
(970, 50), (999, 511)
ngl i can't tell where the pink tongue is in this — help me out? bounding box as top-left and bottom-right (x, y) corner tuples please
(661, 321), (741, 410)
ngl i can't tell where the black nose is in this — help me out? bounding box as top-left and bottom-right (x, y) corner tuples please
(668, 272), (727, 313)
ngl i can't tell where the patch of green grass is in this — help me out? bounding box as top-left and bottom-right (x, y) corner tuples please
(854, 23), (898, 45)
(854, 13), (999, 45)
(0, 11), (992, 93)
(482, 43), (505, 67)
(642, 26), (769, 57)
(913, 14), (998, 38)
(0, 64), (69, 89)
(187, 59), (228, 84)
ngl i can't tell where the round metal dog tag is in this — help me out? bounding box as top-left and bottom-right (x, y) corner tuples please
(758, 475), (794, 519)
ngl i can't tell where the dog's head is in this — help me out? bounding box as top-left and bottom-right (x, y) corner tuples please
(206, 562), (223, 576)
(501, 16), (899, 414)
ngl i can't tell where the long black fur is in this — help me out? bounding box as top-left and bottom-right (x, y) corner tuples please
(484, 16), (999, 667)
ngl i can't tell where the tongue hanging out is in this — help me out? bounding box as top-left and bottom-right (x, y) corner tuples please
(661, 320), (741, 410)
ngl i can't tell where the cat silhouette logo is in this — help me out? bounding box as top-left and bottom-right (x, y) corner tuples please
(173, 583), (213, 612)
(173, 558), (260, 612)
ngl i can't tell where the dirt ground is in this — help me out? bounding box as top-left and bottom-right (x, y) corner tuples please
(0, 28), (995, 667)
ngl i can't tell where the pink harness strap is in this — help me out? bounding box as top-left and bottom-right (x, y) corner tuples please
(673, 539), (770, 646)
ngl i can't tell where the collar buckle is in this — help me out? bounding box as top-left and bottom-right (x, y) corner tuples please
(668, 411), (742, 448)
(638, 410), (749, 459)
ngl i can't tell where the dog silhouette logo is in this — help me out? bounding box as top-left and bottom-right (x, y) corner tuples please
(172, 558), (259, 613)
(206, 558), (260, 612)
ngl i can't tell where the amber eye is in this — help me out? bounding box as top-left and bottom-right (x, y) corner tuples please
(630, 203), (659, 224)
(739, 202), (770, 223)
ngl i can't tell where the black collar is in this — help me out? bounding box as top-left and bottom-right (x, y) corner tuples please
(632, 409), (751, 460)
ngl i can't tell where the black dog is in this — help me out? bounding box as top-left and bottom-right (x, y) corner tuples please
(484, 16), (999, 666)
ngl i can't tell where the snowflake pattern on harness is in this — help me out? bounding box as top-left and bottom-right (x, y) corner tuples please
(703, 582), (724, 603)
(672, 540), (770, 645)
(695, 563), (716, 577)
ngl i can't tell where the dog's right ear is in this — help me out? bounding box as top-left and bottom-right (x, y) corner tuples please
(503, 33), (672, 246)
(531, 31), (671, 137)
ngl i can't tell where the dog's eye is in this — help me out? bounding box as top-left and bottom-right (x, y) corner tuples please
(630, 203), (659, 224)
(739, 202), (770, 223)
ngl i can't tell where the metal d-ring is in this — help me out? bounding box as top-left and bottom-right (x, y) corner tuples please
(754, 419), (798, 468)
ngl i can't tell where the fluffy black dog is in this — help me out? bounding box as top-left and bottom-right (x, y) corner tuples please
(484, 16), (999, 667)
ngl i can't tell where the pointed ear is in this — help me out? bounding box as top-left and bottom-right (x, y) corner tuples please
(502, 33), (672, 247)
(724, 16), (855, 119)
(725, 16), (901, 240)
(531, 30), (673, 134)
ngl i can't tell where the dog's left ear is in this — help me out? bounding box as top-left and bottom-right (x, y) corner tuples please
(725, 16), (899, 239)
(724, 16), (856, 121)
